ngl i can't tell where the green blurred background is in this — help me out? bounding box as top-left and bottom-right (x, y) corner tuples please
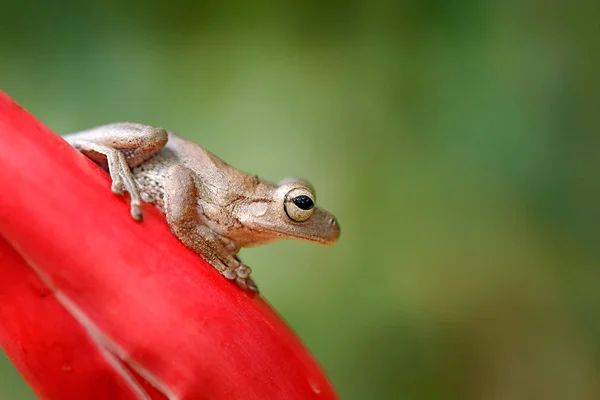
(1, 1), (599, 399)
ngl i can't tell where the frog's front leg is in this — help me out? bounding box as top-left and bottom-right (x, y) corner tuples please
(163, 164), (259, 293)
(64, 123), (168, 221)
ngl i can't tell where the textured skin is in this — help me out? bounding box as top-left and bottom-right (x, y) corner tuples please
(64, 123), (340, 291)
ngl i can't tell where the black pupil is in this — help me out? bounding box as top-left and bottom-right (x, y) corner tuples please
(293, 195), (314, 210)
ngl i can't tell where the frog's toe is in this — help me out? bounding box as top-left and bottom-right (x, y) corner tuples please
(130, 205), (143, 221)
(221, 264), (258, 293)
(222, 269), (236, 280)
(111, 180), (125, 195)
(235, 264), (252, 279)
(235, 276), (259, 294)
(235, 276), (248, 289)
(246, 277), (259, 293)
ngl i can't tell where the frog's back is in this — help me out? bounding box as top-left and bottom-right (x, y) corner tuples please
(164, 132), (232, 178)
(163, 132), (260, 202)
(132, 132), (261, 211)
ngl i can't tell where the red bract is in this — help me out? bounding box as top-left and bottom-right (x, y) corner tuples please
(0, 91), (338, 400)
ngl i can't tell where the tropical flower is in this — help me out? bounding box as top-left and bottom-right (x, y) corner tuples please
(0, 91), (338, 400)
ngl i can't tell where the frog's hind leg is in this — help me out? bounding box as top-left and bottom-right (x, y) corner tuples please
(64, 123), (169, 221)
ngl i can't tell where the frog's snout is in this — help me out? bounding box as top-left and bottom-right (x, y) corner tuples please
(328, 216), (338, 229)
(325, 216), (341, 244)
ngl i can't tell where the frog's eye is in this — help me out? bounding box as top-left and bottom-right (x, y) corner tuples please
(284, 187), (315, 222)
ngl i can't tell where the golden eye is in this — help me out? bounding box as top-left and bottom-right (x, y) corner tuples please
(284, 187), (315, 222)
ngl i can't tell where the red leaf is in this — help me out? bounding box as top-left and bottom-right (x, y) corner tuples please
(0, 91), (338, 400)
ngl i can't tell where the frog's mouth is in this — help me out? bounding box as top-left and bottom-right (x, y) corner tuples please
(236, 208), (340, 248)
(279, 209), (340, 246)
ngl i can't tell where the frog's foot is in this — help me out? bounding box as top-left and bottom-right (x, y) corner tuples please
(107, 155), (144, 221)
(222, 264), (259, 293)
(67, 138), (144, 221)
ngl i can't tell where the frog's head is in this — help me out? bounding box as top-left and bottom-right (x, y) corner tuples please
(233, 178), (340, 247)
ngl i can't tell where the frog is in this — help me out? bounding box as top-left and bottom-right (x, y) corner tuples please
(64, 122), (340, 292)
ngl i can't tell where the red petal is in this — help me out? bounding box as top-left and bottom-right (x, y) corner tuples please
(0, 236), (170, 400)
(0, 91), (338, 400)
